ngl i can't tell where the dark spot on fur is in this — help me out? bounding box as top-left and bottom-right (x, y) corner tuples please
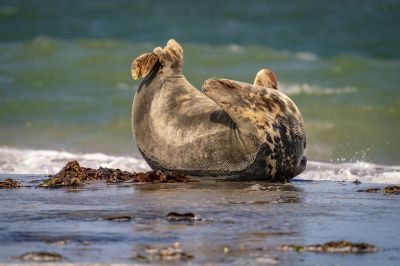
(261, 114), (306, 181)
(254, 101), (267, 112)
(266, 134), (273, 144)
(267, 163), (273, 174)
(271, 94), (287, 113)
(218, 80), (236, 90)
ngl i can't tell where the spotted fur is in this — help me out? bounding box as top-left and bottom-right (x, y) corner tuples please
(203, 78), (306, 180)
(131, 39), (306, 181)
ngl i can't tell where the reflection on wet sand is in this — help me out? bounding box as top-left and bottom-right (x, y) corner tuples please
(0, 176), (398, 265)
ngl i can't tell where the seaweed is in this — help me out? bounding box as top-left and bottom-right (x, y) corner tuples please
(356, 188), (381, 193)
(102, 215), (132, 222)
(13, 252), (63, 262)
(39, 160), (195, 188)
(383, 185), (400, 194)
(166, 212), (200, 221)
(280, 240), (378, 253)
(357, 185), (400, 194)
(133, 242), (194, 262)
(0, 178), (21, 189)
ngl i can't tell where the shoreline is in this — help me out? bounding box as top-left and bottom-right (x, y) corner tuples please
(1, 146), (400, 184)
(1, 174), (399, 265)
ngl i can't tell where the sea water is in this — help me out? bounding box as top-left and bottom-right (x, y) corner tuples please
(1, 0), (400, 183)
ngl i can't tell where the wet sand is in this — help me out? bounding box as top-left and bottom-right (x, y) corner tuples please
(0, 174), (399, 265)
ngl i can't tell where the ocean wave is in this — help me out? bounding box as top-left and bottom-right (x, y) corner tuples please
(280, 83), (358, 96)
(1, 147), (399, 184)
(0, 147), (150, 175)
(297, 161), (400, 184)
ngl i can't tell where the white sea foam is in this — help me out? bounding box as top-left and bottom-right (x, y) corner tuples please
(280, 83), (358, 96)
(0, 147), (150, 175)
(0, 147), (399, 184)
(295, 51), (319, 61)
(297, 161), (400, 184)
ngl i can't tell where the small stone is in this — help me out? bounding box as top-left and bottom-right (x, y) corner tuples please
(141, 242), (194, 262)
(79, 240), (91, 246)
(383, 185), (400, 194)
(166, 212), (199, 221)
(280, 240), (378, 253)
(223, 246), (230, 254)
(44, 239), (69, 247)
(356, 188), (381, 193)
(133, 254), (149, 262)
(103, 215), (131, 222)
(14, 252), (63, 262)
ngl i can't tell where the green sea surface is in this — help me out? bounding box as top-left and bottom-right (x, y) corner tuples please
(0, 0), (399, 165)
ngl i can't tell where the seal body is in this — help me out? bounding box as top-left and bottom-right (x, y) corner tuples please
(131, 40), (306, 181)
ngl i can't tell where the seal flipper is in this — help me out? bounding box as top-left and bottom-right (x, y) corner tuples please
(131, 39), (183, 80)
(131, 52), (159, 80)
(203, 79), (276, 141)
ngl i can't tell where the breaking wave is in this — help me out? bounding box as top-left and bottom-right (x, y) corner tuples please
(0, 147), (150, 175)
(280, 83), (358, 96)
(1, 147), (399, 184)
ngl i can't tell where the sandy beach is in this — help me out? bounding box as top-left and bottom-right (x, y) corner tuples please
(1, 174), (399, 265)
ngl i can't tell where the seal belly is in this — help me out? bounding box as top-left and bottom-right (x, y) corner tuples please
(135, 76), (259, 176)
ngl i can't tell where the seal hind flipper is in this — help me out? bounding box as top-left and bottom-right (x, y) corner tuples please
(131, 52), (159, 80)
(253, 69), (278, 90)
(131, 39), (183, 80)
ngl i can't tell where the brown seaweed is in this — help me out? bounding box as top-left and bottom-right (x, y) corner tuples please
(383, 185), (400, 194)
(0, 178), (21, 189)
(357, 185), (400, 194)
(356, 188), (381, 193)
(13, 252), (63, 262)
(166, 212), (200, 222)
(280, 240), (378, 253)
(103, 215), (132, 222)
(133, 242), (194, 262)
(39, 160), (195, 188)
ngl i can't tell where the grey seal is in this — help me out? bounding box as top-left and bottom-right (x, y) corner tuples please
(131, 39), (306, 181)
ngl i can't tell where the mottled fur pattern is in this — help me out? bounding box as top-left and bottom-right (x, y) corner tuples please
(131, 39), (306, 181)
(203, 79), (306, 179)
